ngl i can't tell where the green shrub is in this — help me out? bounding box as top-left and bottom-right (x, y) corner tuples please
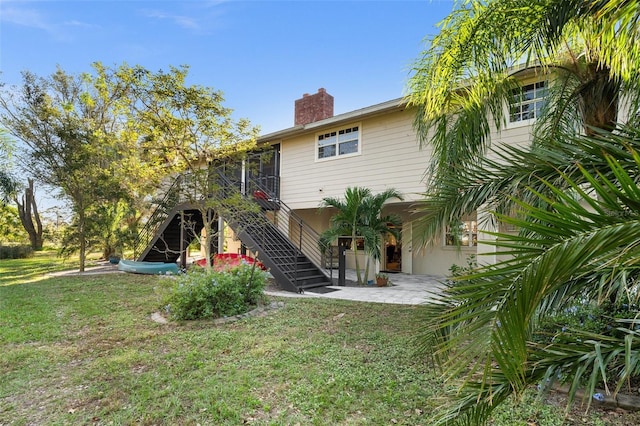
(0, 244), (34, 259)
(166, 263), (268, 320)
(535, 298), (640, 343)
(447, 254), (477, 282)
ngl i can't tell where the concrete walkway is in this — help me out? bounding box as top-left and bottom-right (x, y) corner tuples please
(51, 263), (446, 306)
(265, 269), (446, 305)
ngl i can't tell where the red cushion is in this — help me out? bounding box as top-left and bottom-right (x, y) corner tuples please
(194, 254), (267, 271)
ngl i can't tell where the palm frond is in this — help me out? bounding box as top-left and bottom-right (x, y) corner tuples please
(413, 126), (640, 246)
(421, 129), (640, 424)
(408, 0), (640, 246)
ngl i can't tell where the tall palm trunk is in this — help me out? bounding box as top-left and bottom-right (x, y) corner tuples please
(352, 228), (362, 285)
(579, 65), (620, 134)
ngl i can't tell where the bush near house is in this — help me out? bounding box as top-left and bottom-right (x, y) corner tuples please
(165, 263), (268, 320)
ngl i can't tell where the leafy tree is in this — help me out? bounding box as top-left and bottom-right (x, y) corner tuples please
(320, 187), (402, 284)
(0, 129), (16, 205)
(0, 170), (16, 206)
(0, 203), (28, 244)
(0, 65), (168, 270)
(85, 199), (135, 259)
(1, 68), (120, 269)
(126, 65), (260, 268)
(406, 0), (640, 423)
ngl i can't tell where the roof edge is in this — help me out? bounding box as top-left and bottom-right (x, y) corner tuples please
(258, 97), (406, 142)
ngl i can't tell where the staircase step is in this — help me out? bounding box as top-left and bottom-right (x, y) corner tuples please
(291, 274), (330, 284)
(280, 268), (319, 277)
(296, 280), (333, 290)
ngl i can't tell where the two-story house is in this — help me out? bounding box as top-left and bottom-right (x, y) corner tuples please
(135, 70), (546, 292)
(244, 79), (540, 274)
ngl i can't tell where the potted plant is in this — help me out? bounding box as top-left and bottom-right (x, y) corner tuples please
(376, 272), (389, 287)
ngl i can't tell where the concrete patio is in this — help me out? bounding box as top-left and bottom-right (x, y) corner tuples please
(265, 269), (446, 305)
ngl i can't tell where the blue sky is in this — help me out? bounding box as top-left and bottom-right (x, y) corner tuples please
(0, 0), (454, 135)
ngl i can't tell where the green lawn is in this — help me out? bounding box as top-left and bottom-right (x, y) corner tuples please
(1, 253), (638, 425)
(0, 250), (102, 287)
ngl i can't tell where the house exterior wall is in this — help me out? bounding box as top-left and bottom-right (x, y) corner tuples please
(253, 92), (539, 277)
(275, 107), (432, 210)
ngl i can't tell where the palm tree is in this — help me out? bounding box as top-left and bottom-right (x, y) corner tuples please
(406, 0), (640, 244)
(406, 0), (640, 423)
(421, 128), (640, 425)
(359, 188), (404, 284)
(320, 187), (371, 285)
(320, 187), (402, 285)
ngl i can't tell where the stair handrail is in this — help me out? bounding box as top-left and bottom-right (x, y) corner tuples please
(213, 170), (308, 287)
(245, 175), (336, 280)
(133, 175), (185, 259)
(134, 166), (335, 287)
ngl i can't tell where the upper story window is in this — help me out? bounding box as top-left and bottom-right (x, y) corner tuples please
(317, 125), (360, 160)
(509, 80), (547, 124)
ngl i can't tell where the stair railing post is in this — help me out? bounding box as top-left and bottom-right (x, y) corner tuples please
(328, 246), (334, 281)
(338, 245), (346, 286)
(298, 222), (302, 253)
(180, 210), (186, 270)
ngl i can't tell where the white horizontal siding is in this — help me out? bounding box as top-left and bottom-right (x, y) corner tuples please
(279, 109), (433, 209)
(271, 103), (538, 277)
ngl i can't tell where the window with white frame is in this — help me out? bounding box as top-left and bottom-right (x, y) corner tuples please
(317, 125), (360, 159)
(445, 219), (477, 247)
(509, 80), (547, 123)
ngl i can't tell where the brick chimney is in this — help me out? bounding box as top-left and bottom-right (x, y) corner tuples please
(294, 88), (334, 125)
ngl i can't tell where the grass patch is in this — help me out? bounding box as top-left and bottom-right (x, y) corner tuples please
(0, 273), (436, 424)
(0, 249), (101, 286)
(1, 252), (639, 425)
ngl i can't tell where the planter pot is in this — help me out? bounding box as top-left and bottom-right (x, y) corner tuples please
(376, 277), (388, 287)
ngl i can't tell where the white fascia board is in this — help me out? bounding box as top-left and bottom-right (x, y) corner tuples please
(258, 97), (406, 143)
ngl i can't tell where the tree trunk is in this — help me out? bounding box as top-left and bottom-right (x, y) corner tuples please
(352, 231), (362, 285)
(14, 178), (43, 250)
(201, 208), (217, 271)
(78, 210), (86, 272)
(580, 65), (620, 135)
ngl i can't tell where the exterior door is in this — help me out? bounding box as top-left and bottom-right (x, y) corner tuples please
(384, 227), (402, 272)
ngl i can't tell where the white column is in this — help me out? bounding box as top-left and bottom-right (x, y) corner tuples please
(401, 221), (413, 274)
